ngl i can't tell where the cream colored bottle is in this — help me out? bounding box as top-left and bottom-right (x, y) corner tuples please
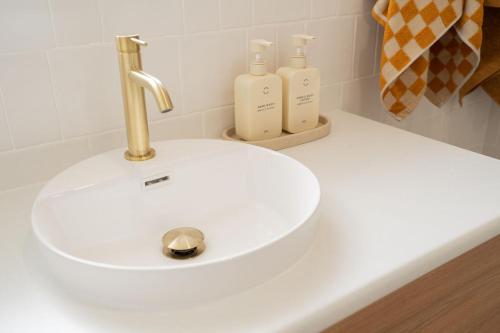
(234, 40), (282, 141)
(277, 34), (320, 133)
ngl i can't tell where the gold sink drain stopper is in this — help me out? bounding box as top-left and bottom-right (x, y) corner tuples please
(162, 227), (205, 259)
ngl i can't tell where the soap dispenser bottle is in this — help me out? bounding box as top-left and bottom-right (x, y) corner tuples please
(234, 39), (282, 141)
(277, 34), (320, 133)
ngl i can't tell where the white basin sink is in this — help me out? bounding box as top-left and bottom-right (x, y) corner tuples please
(32, 139), (320, 309)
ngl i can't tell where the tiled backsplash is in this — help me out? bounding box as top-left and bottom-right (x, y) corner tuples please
(0, 0), (497, 192)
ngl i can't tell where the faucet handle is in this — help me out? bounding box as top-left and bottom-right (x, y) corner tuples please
(130, 37), (148, 47)
(116, 35), (148, 53)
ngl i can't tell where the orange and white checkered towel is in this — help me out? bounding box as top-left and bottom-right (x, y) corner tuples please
(372, 0), (484, 119)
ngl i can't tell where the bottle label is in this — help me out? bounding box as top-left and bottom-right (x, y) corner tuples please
(296, 93), (314, 106)
(256, 102), (276, 112)
(292, 74), (317, 108)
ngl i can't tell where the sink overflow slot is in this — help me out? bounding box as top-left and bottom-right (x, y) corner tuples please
(144, 175), (170, 187)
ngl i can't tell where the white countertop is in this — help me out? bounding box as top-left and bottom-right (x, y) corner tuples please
(2, 109), (500, 333)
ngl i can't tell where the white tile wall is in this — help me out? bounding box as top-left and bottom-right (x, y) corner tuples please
(338, 76), (497, 153)
(341, 76), (384, 121)
(311, 0), (337, 19)
(0, 95), (13, 152)
(98, 0), (183, 41)
(446, 98), (493, 153)
(307, 17), (355, 84)
(202, 106), (235, 138)
(406, 98), (449, 142)
(181, 29), (246, 112)
(0, 52), (60, 147)
(0, 0), (497, 192)
(150, 112), (203, 141)
(0, 138), (89, 191)
(353, 14), (378, 78)
(184, 0), (220, 33)
(87, 127), (127, 156)
(49, 0), (101, 47)
(0, 0), (54, 53)
(484, 103), (500, 159)
(48, 44), (123, 138)
(253, 0), (309, 24)
(336, 0), (371, 16)
(319, 84), (341, 113)
(220, 0), (252, 28)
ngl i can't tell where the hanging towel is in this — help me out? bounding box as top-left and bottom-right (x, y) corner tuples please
(372, 0), (484, 119)
(460, 6), (500, 105)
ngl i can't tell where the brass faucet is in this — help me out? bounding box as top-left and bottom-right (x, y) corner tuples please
(115, 35), (173, 161)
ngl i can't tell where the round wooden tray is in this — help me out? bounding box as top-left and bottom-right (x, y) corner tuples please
(222, 114), (331, 150)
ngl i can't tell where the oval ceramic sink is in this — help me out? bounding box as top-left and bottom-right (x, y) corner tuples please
(32, 139), (320, 309)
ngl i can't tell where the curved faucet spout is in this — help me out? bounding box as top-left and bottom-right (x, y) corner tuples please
(129, 70), (173, 113)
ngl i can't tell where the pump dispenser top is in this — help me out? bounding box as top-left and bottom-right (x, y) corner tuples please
(290, 34), (315, 69)
(250, 39), (273, 75)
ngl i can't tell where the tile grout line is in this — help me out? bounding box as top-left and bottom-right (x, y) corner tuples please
(175, 37), (187, 116)
(217, 0), (222, 29)
(251, 0), (255, 26)
(338, 82), (344, 109)
(0, 136), (83, 157)
(178, 0), (188, 116)
(491, 104), (500, 149)
(44, 50), (65, 141)
(45, 0), (59, 47)
(0, 88), (15, 151)
(274, 23), (280, 69)
(181, 0), (187, 34)
(94, 0), (106, 44)
(350, 16), (358, 82)
(44, 0), (65, 142)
